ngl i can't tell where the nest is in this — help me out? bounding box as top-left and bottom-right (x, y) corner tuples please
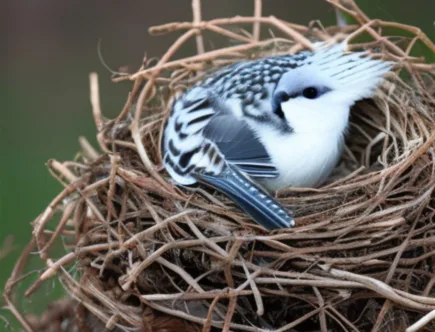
(5, 1), (435, 331)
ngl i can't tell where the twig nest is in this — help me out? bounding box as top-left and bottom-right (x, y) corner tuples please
(6, 1), (435, 331)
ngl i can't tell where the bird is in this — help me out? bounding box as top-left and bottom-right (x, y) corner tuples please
(161, 41), (393, 230)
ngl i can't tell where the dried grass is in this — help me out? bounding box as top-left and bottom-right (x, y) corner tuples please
(4, 0), (435, 331)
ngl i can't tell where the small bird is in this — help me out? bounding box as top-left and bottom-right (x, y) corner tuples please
(161, 42), (392, 230)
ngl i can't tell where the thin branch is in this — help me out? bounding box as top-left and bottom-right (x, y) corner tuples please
(192, 0), (205, 54)
(89, 72), (104, 131)
(252, 0), (262, 41)
(406, 309), (435, 332)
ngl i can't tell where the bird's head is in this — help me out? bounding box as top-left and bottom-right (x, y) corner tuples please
(272, 42), (393, 134)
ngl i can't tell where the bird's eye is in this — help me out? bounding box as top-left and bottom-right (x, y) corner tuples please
(302, 87), (318, 99)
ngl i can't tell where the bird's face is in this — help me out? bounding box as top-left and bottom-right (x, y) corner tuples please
(272, 48), (393, 135)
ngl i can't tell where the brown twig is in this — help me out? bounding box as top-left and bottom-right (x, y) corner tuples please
(89, 72), (104, 131)
(252, 0), (262, 41)
(192, 0), (205, 54)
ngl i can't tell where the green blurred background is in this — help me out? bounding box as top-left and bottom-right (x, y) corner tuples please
(1, 0), (433, 329)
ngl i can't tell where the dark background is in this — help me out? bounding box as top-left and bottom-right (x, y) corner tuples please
(1, 0), (433, 329)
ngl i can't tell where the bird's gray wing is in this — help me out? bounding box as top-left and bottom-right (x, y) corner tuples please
(203, 113), (278, 178)
(194, 164), (293, 230)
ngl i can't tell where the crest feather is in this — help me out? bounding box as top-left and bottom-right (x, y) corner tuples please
(309, 41), (393, 87)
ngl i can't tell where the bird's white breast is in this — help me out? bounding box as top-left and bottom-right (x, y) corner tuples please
(256, 126), (344, 191)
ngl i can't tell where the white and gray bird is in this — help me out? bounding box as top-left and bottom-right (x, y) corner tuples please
(162, 42), (393, 230)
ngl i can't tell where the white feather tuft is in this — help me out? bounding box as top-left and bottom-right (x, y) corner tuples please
(310, 42), (393, 87)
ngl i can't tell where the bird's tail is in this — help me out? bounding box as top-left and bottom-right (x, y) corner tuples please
(194, 164), (294, 230)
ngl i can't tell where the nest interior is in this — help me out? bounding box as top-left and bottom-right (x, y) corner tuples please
(5, 1), (435, 331)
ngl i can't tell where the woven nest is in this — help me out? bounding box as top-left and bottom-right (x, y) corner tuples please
(5, 1), (435, 331)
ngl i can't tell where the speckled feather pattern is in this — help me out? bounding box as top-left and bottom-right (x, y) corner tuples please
(203, 52), (311, 107)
